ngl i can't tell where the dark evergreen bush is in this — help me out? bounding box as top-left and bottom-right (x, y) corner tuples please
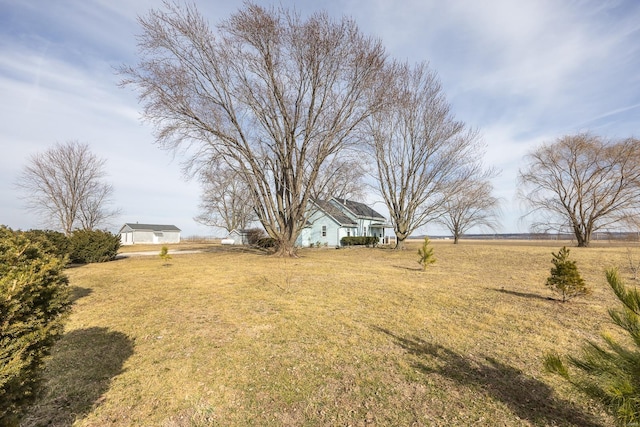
(69, 229), (120, 263)
(21, 229), (71, 261)
(0, 226), (71, 424)
(340, 236), (378, 247)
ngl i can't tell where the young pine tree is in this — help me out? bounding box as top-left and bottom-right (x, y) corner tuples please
(417, 236), (436, 270)
(545, 268), (640, 425)
(159, 245), (172, 265)
(546, 246), (589, 302)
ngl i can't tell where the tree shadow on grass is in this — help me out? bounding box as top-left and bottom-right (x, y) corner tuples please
(20, 327), (134, 427)
(69, 286), (92, 303)
(393, 265), (423, 271)
(374, 327), (604, 427)
(491, 287), (556, 302)
(200, 245), (273, 255)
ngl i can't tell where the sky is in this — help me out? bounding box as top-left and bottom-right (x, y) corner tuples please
(1, 0), (639, 238)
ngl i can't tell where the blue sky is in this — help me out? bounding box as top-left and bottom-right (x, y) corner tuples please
(1, 0), (639, 237)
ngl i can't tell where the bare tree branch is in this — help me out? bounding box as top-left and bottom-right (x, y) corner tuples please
(16, 141), (120, 235)
(313, 152), (369, 202)
(435, 168), (502, 243)
(194, 165), (257, 233)
(518, 133), (640, 247)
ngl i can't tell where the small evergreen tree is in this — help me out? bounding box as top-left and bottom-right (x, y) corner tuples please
(417, 236), (436, 270)
(159, 245), (172, 265)
(0, 226), (71, 424)
(545, 268), (640, 425)
(546, 246), (589, 302)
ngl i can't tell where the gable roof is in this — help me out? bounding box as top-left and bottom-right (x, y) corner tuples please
(228, 229), (251, 235)
(313, 199), (358, 226)
(331, 198), (385, 220)
(120, 223), (181, 233)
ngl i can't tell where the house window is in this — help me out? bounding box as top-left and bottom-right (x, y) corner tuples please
(322, 226), (326, 237)
(364, 226), (367, 236)
(347, 230), (350, 237)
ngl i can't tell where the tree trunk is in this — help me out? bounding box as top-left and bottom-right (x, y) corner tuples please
(574, 228), (590, 247)
(582, 228), (592, 247)
(273, 238), (298, 257)
(576, 239), (589, 247)
(453, 235), (459, 244)
(395, 237), (407, 250)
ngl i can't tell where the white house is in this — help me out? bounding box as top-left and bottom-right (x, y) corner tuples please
(297, 198), (391, 247)
(119, 223), (181, 245)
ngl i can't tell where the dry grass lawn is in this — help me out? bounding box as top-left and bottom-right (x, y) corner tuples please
(22, 240), (639, 426)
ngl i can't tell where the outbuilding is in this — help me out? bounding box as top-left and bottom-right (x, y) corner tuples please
(119, 223), (181, 245)
(227, 229), (250, 245)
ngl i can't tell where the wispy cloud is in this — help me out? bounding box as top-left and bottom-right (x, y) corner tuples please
(1, 0), (639, 235)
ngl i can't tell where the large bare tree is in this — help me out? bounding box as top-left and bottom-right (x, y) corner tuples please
(17, 141), (119, 235)
(519, 133), (640, 247)
(121, 2), (387, 256)
(367, 61), (483, 249)
(434, 170), (501, 243)
(194, 166), (256, 233)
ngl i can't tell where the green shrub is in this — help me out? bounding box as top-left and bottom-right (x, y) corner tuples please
(21, 229), (71, 261)
(545, 268), (640, 425)
(340, 236), (379, 247)
(417, 236), (436, 270)
(69, 229), (120, 264)
(159, 245), (172, 264)
(545, 246), (589, 302)
(0, 226), (71, 423)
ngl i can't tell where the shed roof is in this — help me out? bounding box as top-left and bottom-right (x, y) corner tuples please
(120, 223), (181, 232)
(228, 229), (251, 235)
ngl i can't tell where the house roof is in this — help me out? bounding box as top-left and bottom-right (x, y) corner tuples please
(331, 198), (385, 220)
(313, 199), (358, 226)
(120, 223), (181, 232)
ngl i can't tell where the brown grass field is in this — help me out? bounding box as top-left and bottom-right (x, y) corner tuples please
(21, 239), (640, 426)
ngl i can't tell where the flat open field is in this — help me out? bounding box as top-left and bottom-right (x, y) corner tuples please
(23, 240), (639, 426)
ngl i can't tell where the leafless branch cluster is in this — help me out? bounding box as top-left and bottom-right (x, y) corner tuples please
(313, 154), (369, 203)
(194, 166), (256, 233)
(16, 141), (120, 235)
(434, 168), (501, 243)
(519, 133), (640, 247)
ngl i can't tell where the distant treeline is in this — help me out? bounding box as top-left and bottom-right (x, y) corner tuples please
(424, 232), (640, 242)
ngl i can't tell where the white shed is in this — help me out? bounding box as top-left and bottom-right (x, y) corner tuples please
(227, 229), (250, 245)
(119, 223), (181, 245)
